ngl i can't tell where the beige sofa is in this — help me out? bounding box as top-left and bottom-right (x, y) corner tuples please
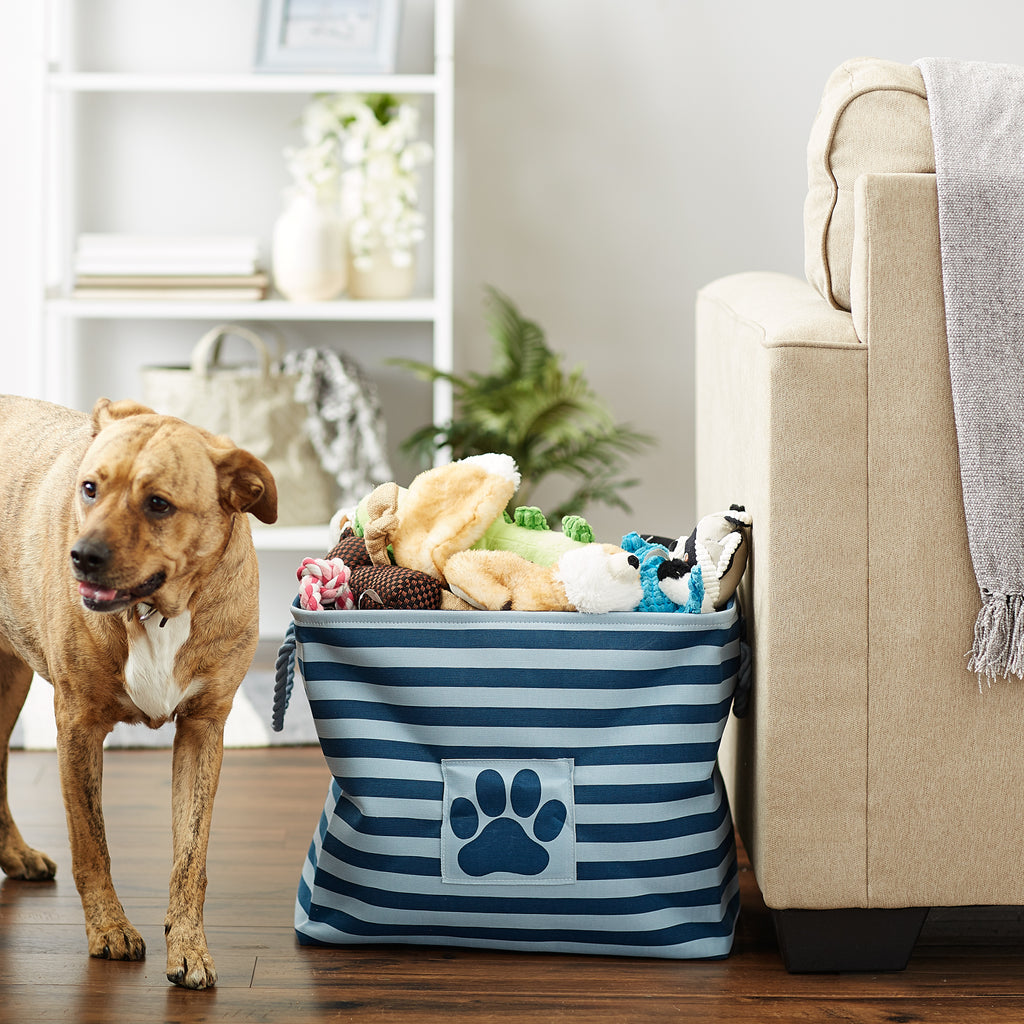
(696, 58), (1024, 971)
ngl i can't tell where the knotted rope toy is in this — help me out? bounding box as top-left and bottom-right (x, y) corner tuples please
(297, 557), (355, 611)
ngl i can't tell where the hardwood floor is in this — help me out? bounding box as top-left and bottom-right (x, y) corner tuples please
(3, 746), (1024, 1023)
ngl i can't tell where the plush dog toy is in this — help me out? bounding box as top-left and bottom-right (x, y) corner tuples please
(621, 532), (704, 613)
(656, 505), (752, 613)
(444, 545), (643, 613)
(352, 453), (517, 578)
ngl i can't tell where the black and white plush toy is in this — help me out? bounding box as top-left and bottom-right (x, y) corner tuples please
(656, 505), (752, 613)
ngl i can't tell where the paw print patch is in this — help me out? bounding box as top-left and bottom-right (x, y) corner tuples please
(441, 760), (576, 885)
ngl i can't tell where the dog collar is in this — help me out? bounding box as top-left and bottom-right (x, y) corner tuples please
(137, 603), (168, 628)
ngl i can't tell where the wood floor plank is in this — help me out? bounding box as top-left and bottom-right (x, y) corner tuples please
(5, 989), (1024, 1024)
(249, 946), (1024, 998)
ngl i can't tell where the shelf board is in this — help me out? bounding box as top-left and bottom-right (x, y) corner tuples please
(46, 71), (439, 95)
(251, 523), (337, 553)
(47, 295), (438, 322)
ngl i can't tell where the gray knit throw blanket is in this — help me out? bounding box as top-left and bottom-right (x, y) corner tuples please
(917, 58), (1024, 680)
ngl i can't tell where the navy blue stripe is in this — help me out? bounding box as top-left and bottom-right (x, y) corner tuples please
(334, 794), (440, 839)
(318, 737), (723, 767)
(308, 697), (733, 729)
(329, 777), (716, 806)
(297, 874), (312, 911)
(319, 826), (734, 881)
(297, 884), (740, 949)
(295, 622), (739, 654)
(577, 802), (729, 844)
(308, 862), (737, 918)
(576, 778), (716, 805)
(299, 658), (739, 691)
(336, 777), (443, 801)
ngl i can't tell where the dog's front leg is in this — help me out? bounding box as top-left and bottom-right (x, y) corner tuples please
(165, 715), (224, 989)
(54, 692), (146, 961)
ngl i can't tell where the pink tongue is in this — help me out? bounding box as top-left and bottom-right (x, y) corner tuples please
(78, 582), (119, 602)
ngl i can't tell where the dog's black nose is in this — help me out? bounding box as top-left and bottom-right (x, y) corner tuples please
(71, 537), (112, 576)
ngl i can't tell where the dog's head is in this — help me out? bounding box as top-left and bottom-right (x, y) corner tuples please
(70, 398), (278, 618)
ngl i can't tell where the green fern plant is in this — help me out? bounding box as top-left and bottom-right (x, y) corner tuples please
(393, 287), (654, 520)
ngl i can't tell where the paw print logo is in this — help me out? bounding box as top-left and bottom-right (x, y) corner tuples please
(447, 766), (571, 879)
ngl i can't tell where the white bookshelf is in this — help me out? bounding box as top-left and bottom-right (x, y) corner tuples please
(38, 0), (455, 635)
(48, 296), (439, 321)
(250, 523), (340, 553)
(46, 72), (440, 94)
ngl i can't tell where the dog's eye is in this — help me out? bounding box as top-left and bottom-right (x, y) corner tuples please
(145, 495), (175, 517)
(81, 481), (97, 502)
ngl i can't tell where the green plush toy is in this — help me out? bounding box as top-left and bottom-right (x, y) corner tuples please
(472, 506), (594, 565)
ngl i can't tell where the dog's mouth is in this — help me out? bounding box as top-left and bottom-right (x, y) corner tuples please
(77, 572), (167, 613)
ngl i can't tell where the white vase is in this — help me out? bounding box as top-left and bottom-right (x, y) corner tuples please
(347, 247), (416, 300)
(271, 191), (346, 302)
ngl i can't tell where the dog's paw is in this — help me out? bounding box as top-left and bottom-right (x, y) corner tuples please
(165, 924), (217, 989)
(0, 839), (57, 881)
(87, 918), (147, 961)
(166, 948), (218, 990)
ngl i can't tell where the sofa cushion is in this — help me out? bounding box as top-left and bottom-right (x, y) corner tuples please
(804, 58), (934, 311)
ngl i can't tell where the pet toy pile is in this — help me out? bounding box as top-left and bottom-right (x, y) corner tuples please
(295, 453), (751, 614)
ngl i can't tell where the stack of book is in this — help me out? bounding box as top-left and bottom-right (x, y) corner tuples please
(72, 234), (269, 301)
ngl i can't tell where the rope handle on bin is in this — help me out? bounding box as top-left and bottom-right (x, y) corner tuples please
(732, 605), (752, 719)
(272, 623), (297, 733)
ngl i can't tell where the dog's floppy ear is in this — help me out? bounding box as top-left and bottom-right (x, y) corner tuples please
(214, 447), (278, 524)
(91, 397), (156, 433)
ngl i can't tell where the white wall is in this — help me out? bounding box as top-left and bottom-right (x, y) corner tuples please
(1, 5), (44, 398)
(4, 1), (1024, 542)
(451, 0), (1024, 541)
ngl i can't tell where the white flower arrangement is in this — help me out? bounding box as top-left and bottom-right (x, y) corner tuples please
(284, 93), (433, 272)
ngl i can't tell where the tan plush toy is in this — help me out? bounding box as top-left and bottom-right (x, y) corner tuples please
(444, 545), (643, 613)
(355, 453), (521, 579)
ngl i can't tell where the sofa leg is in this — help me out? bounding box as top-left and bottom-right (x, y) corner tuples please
(771, 907), (928, 972)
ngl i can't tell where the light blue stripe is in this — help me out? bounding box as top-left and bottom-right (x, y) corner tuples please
(304, 676), (734, 709)
(328, 782), (723, 829)
(299, 639), (738, 673)
(317, 760), (720, 792)
(311, 717), (729, 749)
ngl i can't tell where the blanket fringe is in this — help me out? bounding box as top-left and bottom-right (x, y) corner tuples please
(968, 593), (1024, 682)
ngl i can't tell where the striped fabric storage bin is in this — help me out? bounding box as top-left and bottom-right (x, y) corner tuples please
(286, 604), (742, 959)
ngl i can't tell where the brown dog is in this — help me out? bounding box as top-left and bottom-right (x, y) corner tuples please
(0, 395), (277, 989)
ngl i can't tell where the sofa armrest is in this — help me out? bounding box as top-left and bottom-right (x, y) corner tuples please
(696, 272), (869, 908)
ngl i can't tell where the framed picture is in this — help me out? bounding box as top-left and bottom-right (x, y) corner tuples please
(255, 0), (402, 73)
